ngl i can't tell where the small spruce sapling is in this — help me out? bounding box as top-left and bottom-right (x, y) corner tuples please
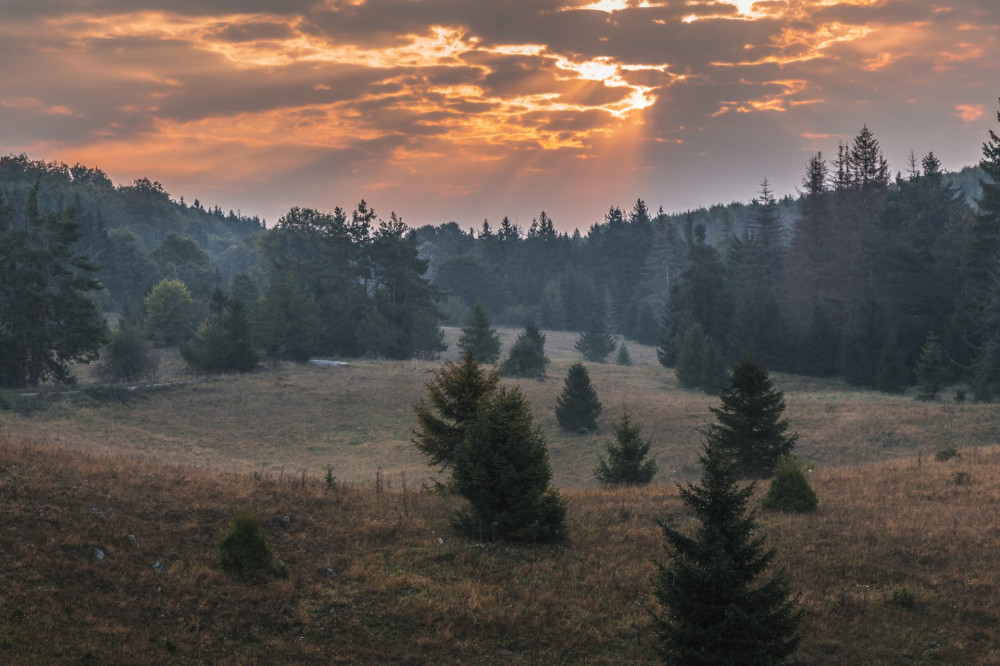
(762, 455), (818, 513)
(555, 362), (602, 432)
(594, 408), (656, 485)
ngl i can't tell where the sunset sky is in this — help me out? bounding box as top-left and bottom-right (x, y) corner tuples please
(1, 0), (998, 230)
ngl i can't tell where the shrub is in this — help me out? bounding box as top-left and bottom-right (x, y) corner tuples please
(951, 471), (971, 486)
(215, 510), (283, 579)
(95, 320), (157, 383)
(935, 446), (959, 462)
(889, 588), (916, 609)
(762, 455), (818, 513)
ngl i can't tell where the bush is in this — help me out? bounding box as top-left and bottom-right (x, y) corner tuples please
(95, 320), (157, 383)
(215, 510), (284, 579)
(762, 455), (818, 513)
(935, 446), (959, 462)
(889, 588), (916, 609)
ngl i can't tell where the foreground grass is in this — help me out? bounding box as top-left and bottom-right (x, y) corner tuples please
(1, 434), (999, 664)
(3, 327), (999, 488)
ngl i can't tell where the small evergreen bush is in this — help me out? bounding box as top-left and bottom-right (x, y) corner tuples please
(935, 446), (959, 462)
(616, 343), (632, 366)
(594, 409), (656, 485)
(555, 362), (602, 432)
(762, 455), (818, 513)
(215, 510), (284, 579)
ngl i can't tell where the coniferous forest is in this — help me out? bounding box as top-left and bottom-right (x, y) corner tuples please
(2, 111), (1000, 398)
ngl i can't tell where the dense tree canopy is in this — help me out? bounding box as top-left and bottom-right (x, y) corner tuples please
(0, 185), (107, 388)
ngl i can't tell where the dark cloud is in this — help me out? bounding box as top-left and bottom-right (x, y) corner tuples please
(0, 0), (997, 228)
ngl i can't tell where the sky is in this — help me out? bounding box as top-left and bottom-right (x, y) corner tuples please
(1, 0), (998, 231)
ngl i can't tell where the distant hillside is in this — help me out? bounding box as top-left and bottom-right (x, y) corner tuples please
(0, 154), (267, 313)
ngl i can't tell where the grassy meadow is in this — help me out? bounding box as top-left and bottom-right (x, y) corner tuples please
(1, 327), (1000, 663)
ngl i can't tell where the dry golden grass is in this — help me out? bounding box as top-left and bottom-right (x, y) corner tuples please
(1, 431), (999, 664)
(4, 327), (999, 491)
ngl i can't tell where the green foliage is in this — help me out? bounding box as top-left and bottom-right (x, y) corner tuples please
(215, 510), (283, 579)
(889, 588), (916, 609)
(181, 290), (259, 373)
(95, 319), (157, 383)
(708, 354), (798, 479)
(0, 186), (108, 388)
(594, 408), (656, 485)
(875, 330), (909, 394)
(253, 272), (320, 362)
(674, 319), (728, 395)
(762, 455), (818, 513)
(935, 446), (959, 462)
(554, 362), (602, 432)
(144, 278), (194, 347)
(452, 386), (566, 543)
(653, 438), (802, 664)
(574, 317), (617, 363)
(914, 332), (950, 401)
(413, 352), (500, 472)
(615, 343), (631, 366)
(501, 323), (549, 378)
(457, 303), (501, 364)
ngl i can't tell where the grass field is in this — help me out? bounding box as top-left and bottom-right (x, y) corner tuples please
(2, 327), (998, 487)
(2, 327), (1000, 663)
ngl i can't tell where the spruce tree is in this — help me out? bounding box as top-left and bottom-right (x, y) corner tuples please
(653, 438), (801, 663)
(762, 455), (818, 513)
(555, 362), (603, 432)
(0, 186), (107, 388)
(457, 302), (502, 364)
(452, 386), (566, 543)
(574, 316), (618, 362)
(413, 351), (500, 473)
(594, 408), (656, 485)
(616, 343), (632, 366)
(501, 322), (549, 378)
(182, 290), (259, 373)
(675, 319), (728, 395)
(914, 331), (949, 401)
(708, 354), (798, 479)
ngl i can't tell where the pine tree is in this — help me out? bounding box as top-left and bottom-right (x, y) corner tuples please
(574, 316), (618, 362)
(182, 290), (259, 373)
(457, 302), (501, 364)
(413, 351), (500, 472)
(555, 362), (603, 432)
(708, 354), (798, 479)
(594, 408), (656, 485)
(0, 186), (107, 388)
(914, 331), (950, 401)
(675, 319), (728, 395)
(616, 343), (632, 366)
(452, 386), (566, 543)
(653, 437), (801, 663)
(501, 322), (549, 378)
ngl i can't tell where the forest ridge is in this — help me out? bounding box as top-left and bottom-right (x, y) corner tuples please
(1, 112), (999, 398)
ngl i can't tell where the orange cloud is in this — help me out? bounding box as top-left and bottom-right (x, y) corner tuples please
(953, 104), (984, 123)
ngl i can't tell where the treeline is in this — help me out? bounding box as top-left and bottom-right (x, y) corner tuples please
(2, 104), (999, 395)
(0, 155), (263, 315)
(415, 118), (1000, 399)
